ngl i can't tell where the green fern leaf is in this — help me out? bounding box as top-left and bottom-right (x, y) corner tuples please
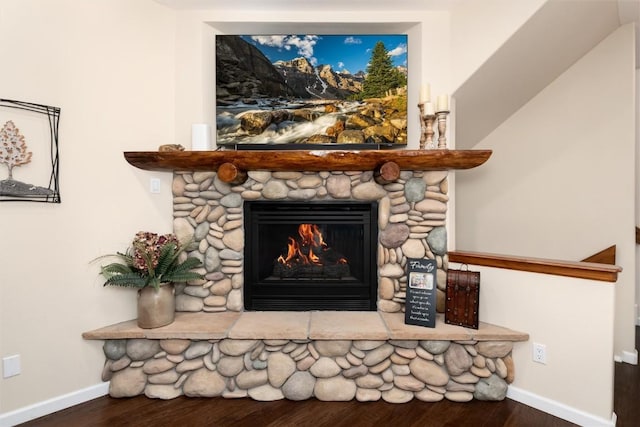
(100, 263), (134, 278)
(103, 272), (147, 288)
(164, 270), (205, 283)
(155, 242), (177, 276)
(173, 257), (202, 273)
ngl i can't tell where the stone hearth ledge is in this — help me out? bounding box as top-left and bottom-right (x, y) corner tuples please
(82, 311), (528, 342)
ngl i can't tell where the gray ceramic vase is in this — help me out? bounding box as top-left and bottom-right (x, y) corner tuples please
(137, 284), (175, 329)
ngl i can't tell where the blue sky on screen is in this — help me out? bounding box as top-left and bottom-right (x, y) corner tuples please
(241, 34), (408, 75)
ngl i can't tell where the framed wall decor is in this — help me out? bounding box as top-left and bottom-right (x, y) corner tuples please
(0, 99), (61, 203)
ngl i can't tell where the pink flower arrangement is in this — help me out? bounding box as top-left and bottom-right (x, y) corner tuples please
(98, 231), (203, 289)
(130, 231), (180, 274)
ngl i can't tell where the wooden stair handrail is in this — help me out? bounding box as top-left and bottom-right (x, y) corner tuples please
(581, 245), (616, 265)
(448, 250), (621, 283)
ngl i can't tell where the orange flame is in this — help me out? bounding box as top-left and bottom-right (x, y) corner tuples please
(277, 224), (328, 266)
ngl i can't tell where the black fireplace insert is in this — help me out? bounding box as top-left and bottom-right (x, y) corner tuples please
(244, 201), (378, 311)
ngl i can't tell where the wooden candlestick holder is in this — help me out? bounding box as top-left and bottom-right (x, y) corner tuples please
(436, 110), (449, 149)
(418, 103), (436, 150)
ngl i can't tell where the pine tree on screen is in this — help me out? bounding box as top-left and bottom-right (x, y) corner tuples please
(361, 41), (406, 99)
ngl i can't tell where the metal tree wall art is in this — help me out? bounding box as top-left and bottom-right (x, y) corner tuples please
(0, 99), (60, 203)
(1, 120), (33, 179)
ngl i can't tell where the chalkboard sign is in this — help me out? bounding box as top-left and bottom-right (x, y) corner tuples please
(404, 258), (437, 328)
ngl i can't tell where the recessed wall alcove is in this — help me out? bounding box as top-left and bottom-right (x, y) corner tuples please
(202, 21), (425, 150)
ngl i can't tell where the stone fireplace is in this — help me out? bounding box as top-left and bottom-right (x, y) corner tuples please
(84, 149), (528, 404)
(172, 169), (450, 315)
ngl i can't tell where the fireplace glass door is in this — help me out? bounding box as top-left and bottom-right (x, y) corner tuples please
(244, 201), (378, 311)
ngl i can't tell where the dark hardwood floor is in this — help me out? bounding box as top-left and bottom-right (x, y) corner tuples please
(612, 326), (640, 427)
(18, 328), (640, 427)
(19, 395), (578, 427)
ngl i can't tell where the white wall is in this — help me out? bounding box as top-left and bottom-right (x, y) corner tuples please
(636, 67), (640, 326)
(450, 0), (621, 150)
(455, 24), (637, 359)
(455, 264), (616, 423)
(450, 0), (546, 90)
(0, 0), (176, 414)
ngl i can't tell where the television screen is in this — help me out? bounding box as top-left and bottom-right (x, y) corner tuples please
(216, 34), (408, 149)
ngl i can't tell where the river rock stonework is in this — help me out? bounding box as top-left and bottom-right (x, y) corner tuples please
(104, 338), (513, 402)
(172, 170), (449, 313)
(89, 168), (530, 404)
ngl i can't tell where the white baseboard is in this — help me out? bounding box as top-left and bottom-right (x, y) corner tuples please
(614, 349), (638, 365)
(0, 382), (109, 427)
(622, 349), (638, 365)
(507, 386), (616, 427)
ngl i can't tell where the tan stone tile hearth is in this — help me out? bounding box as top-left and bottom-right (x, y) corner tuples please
(82, 312), (240, 340)
(309, 311), (389, 340)
(381, 312), (474, 341)
(83, 311), (528, 342)
(228, 311), (310, 340)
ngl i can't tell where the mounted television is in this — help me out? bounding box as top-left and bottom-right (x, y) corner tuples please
(215, 34), (408, 149)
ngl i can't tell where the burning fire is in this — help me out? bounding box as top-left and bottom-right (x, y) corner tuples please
(276, 224), (344, 266)
(273, 223), (350, 279)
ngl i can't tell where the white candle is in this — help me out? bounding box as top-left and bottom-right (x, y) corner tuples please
(419, 84), (431, 104)
(191, 123), (212, 151)
(424, 102), (435, 116)
(436, 95), (449, 112)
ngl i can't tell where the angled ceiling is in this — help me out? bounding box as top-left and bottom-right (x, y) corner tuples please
(453, 0), (629, 149)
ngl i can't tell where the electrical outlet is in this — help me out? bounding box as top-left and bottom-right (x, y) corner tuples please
(3, 355), (21, 378)
(150, 178), (161, 194)
(532, 342), (547, 364)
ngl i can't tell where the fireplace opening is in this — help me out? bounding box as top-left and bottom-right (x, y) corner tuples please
(244, 201), (378, 311)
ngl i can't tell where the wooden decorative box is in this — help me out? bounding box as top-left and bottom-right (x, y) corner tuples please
(445, 267), (480, 329)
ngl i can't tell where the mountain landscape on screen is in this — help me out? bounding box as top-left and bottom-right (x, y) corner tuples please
(216, 34), (408, 147)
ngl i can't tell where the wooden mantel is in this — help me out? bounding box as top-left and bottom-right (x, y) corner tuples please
(124, 149), (492, 174)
